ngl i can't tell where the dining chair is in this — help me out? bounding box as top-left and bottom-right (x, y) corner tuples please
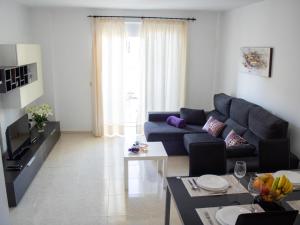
(235, 210), (298, 225)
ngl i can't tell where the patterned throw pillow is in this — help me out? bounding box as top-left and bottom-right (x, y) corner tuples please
(203, 116), (225, 137)
(225, 130), (248, 147)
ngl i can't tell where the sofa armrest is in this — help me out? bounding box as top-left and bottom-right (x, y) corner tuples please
(258, 138), (290, 172)
(188, 141), (226, 176)
(147, 112), (180, 122)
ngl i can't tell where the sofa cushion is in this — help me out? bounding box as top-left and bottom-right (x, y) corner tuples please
(225, 130), (247, 147)
(249, 106), (288, 139)
(226, 144), (256, 158)
(148, 112), (180, 122)
(203, 116), (225, 137)
(243, 130), (261, 154)
(144, 121), (205, 142)
(207, 110), (227, 122)
(184, 133), (224, 153)
(230, 98), (256, 127)
(214, 93), (232, 117)
(221, 118), (248, 139)
(180, 108), (206, 125)
(161, 141), (187, 156)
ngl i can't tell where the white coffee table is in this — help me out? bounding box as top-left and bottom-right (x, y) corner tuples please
(124, 142), (168, 190)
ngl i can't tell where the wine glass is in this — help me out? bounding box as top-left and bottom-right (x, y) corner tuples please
(234, 161), (247, 184)
(248, 176), (261, 212)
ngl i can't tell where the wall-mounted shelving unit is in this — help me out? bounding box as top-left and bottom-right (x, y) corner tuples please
(0, 65), (33, 93)
(0, 44), (43, 108)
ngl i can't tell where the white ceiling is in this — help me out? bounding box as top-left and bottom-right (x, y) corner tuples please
(15, 0), (263, 10)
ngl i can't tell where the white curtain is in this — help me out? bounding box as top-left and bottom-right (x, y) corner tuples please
(141, 19), (188, 114)
(92, 18), (126, 136)
(92, 18), (188, 136)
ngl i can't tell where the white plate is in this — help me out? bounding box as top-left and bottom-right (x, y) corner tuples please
(197, 175), (229, 191)
(216, 206), (251, 225)
(273, 170), (300, 185)
(216, 213), (228, 225)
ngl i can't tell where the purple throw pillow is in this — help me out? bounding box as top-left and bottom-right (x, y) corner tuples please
(166, 116), (186, 128)
(203, 116), (225, 137)
(225, 130), (248, 147)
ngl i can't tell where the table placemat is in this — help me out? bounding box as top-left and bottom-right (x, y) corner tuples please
(196, 204), (264, 225)
(182, 175), (248, 197)
(287, 200), (300, 213)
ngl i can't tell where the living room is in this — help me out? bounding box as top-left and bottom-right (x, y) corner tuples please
(0, 0), (300, 225)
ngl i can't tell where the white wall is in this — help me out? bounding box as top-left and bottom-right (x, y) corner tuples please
(0, 0), (33, 223)
(30, 8), (93, 131)
(0, 0), (34, 223)
(216, 0), (300, 157)
(0, 0), (32, 44)
(30, 8), (220, 131)
(0, 0), (33, 150)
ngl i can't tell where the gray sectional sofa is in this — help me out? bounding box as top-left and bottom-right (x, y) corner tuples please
(144, 93), (299, 176)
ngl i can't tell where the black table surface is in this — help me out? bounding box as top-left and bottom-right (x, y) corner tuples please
(167, 174), (300, 225)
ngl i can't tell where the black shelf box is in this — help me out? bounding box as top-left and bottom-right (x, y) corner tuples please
(0, 65), (31, 93)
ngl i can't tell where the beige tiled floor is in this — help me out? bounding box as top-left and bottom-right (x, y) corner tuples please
(9, 133), (189, 225)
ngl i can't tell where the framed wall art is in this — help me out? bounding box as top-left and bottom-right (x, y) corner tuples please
(240, 47), (273, 77)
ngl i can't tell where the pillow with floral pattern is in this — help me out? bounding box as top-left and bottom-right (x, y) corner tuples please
(203, 116), (225, 137)
(225, 130), (248, 147)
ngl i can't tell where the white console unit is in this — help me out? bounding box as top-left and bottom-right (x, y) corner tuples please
(0, 44), (44, 108)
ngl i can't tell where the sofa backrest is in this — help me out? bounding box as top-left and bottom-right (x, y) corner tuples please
(229, 98), (256, 127)
(214, 93), (232, 117)
(248, 106), (288, 139)
(212, 93), (288, 141)
(207, 93), (233, 122)
(220, 97), (256, 139)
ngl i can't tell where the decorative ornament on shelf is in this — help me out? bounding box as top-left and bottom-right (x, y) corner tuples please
(253, 173), (293, 203)
(26, 104), (53, 133)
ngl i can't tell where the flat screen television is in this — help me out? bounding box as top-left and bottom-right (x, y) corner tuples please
(6, 114), (31, 160)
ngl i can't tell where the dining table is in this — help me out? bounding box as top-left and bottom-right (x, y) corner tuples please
(164, 174), (300, 225)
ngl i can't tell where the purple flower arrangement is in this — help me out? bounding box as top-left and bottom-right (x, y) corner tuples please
(128, 146), (140, 153)
(128, 141), (140, 154)
(128, 141), (148, 154)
